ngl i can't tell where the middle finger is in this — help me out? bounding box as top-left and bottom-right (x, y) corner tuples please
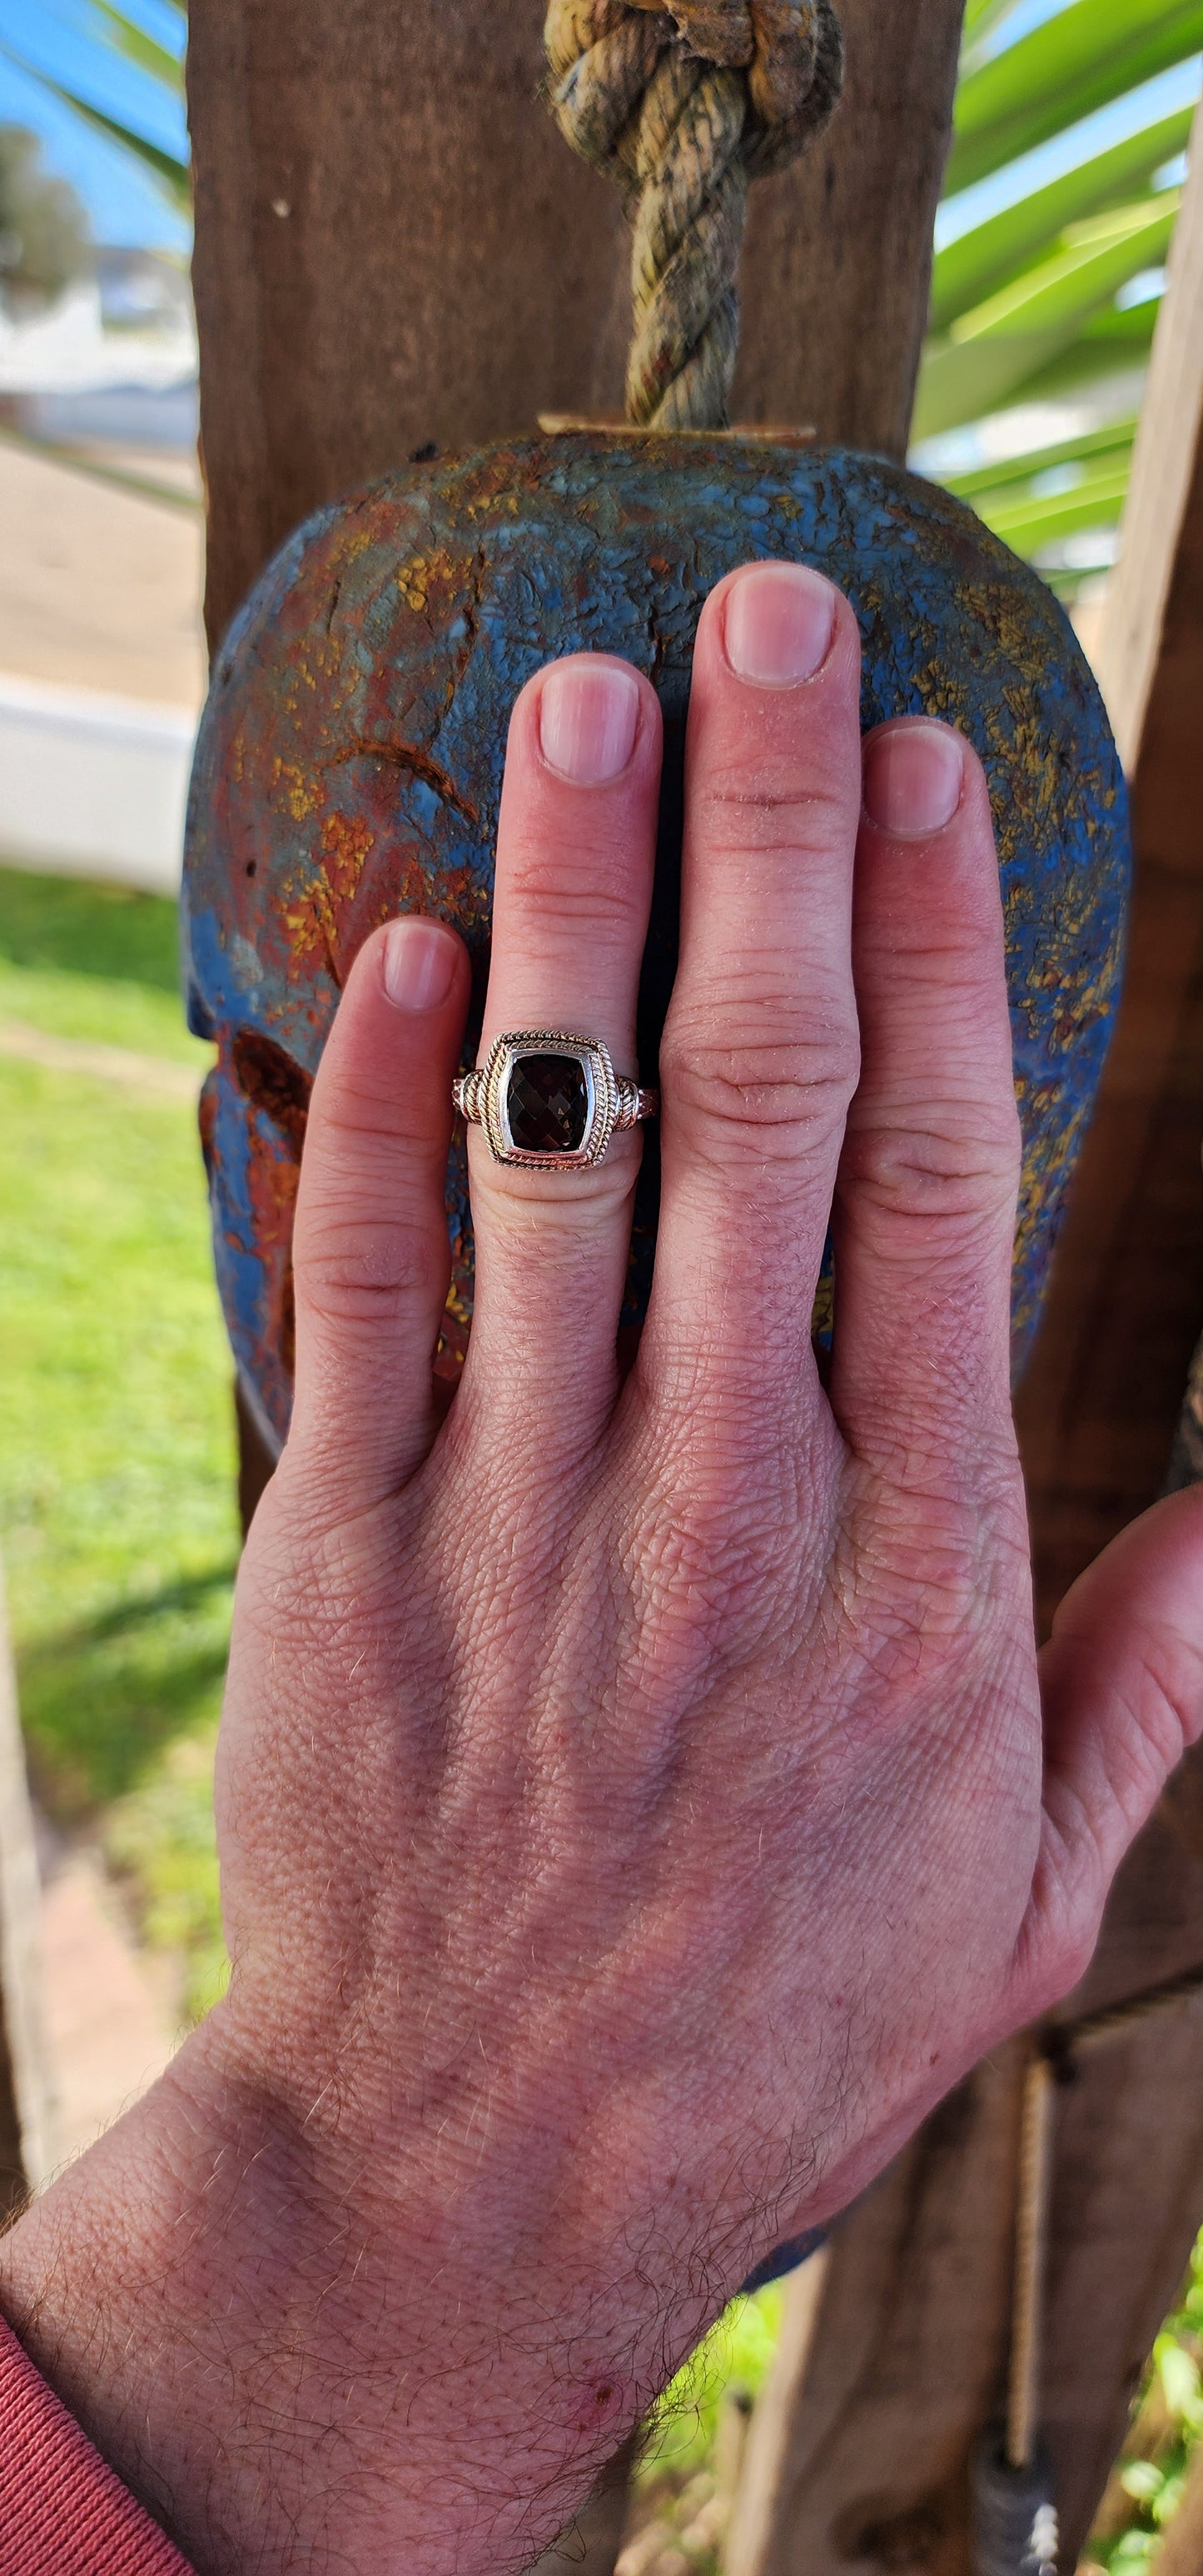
(644, 560), (864, 1425)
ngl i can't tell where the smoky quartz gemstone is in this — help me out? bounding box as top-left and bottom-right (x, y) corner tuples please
(507, 1052), (589, 1154)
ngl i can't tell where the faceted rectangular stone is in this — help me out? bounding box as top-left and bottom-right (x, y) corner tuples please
(507, 1052), (589, 1154)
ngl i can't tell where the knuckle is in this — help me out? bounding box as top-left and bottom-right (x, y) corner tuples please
(1017, 1875), (1103, 2023)
(695, 763), (851, 858)
(1037, 1921), (1101, 2012)
(500, 832), (644, 938)
(309, 1088), (445, 1165)
(626, 1450), (795, 1682)
(842, 1450), (1029, 1661)
(844, 1097), (1020, 1246)
(663, 1004), (860, 1162)
(841, 1101), (1021, 1227)
(298, 1214), (440, 1330)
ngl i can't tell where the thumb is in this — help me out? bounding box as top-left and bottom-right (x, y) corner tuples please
(1029, 1484), (1203, 1997)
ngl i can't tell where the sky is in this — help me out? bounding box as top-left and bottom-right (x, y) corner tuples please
(0, 0), (187, 252)
(0, 0), (1198, 260)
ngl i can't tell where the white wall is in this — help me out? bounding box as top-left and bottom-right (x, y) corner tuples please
(0, 673), (195, 896)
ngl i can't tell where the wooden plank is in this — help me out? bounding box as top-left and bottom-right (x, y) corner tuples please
(733, 0), (963, 456)
(1041, 1992), (1203, 2557)
(1033, 1770), (1203, 2559)
(1092, 107), (1203, 780)
(186, 0), (965, 652)
(0, 1548), (53, 2215)
(1015, 100), (1203, 1635)
(733, 143), (1203, 2554)
(728, 2251), (831, 2576)
(528, 2436), (639, 2575)
(733, 1783), (1203, 2576)
(727, 2051), (1027, 2576)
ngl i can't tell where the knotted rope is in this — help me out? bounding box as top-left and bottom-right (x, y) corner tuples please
(544, 0), (844, 430)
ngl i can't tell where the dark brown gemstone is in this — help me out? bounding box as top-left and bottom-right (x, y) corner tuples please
(507, 1052), (589, 1153)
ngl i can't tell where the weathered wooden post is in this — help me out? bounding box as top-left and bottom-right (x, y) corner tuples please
(184, 12), (1203, 2574)
(186, 0), (965, 645)
(0, 1549), (54, 2218)
(733, 107), (1203, 2576)
(1015, 96), (1203, 1630)
(188, 0), (967, 1526)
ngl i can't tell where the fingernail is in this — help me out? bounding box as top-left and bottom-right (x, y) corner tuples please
(381, 917), (458, 1012)
(539, 659), (640, 785)
(724, 561), (838, 686)
(864, 724), (964, 837)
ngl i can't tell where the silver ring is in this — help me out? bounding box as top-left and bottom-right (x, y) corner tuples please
(453, 1031), (659, 1170)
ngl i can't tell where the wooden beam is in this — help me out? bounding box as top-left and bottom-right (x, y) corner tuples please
(727, 2049), (1028, 2576)
(528, 2435), (639, 2575)
(1092, 112), (1203, 778)
(728, 2252), (831, 2575)
(728, 124), (1203, 2569)
(731, 1786), (1203, 2576)
(186, 16), (1203, 2571)
(734, 0), (963, 456)
(0, 1549), (53, 2215)
(186, 0), (965, 651)
(1016, 100), (1203, 1634)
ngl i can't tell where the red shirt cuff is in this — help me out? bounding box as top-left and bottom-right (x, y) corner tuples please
(0, 2315), (193, 2575)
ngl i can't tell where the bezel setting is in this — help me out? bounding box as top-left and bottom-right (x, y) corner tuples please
(476, 1031), (620, 1169)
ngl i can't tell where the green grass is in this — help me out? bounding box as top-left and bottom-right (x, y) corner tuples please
(0, 863), (232, 2022)
(1086, 2230), (1203, 2571)
(0, 864), (186, 987)
(641, 2283), (785, 2479)
(0, 863), (211, 1065)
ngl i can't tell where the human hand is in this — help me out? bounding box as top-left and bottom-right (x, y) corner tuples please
(5, 561), (1202, 2576)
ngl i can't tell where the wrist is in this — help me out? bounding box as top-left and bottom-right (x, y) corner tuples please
(0, 2017), (322, 2569)
(0, 2005), (644, 2575)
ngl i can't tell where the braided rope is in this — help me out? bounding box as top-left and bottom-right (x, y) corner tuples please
(544, 0), (844, 430)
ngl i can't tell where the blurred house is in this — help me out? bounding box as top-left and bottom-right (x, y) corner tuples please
(0, 252), (201, 891)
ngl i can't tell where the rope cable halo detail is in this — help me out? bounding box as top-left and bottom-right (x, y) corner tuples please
(544, 0), (844, 431)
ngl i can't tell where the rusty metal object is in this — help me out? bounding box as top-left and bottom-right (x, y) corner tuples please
(182, 432), (1128, 1457)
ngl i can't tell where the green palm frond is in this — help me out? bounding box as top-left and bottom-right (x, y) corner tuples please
(929, 107), (1191, 329)
(39, 75), (188, 210)
(940, 417), (1137, 587)
(920, 0), (1201, 601)
(0, 4), (188, 213)
(948, 0), (1202, 195)
(940, 413), (1137, 498)
(91, 1), (184, 97)
(917, 192), (1178, 438)
(974, 456), (1132, 553)
(961, 0), (1028, 63)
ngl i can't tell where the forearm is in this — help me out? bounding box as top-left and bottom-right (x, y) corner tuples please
(0, 2028), (335, 2574)
(0, 2014), (626, 2576)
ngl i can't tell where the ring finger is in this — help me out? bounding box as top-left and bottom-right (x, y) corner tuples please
(462, 654), (663, 1449)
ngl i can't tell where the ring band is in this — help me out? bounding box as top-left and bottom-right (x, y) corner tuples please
(453, 1031), (659, 1170)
